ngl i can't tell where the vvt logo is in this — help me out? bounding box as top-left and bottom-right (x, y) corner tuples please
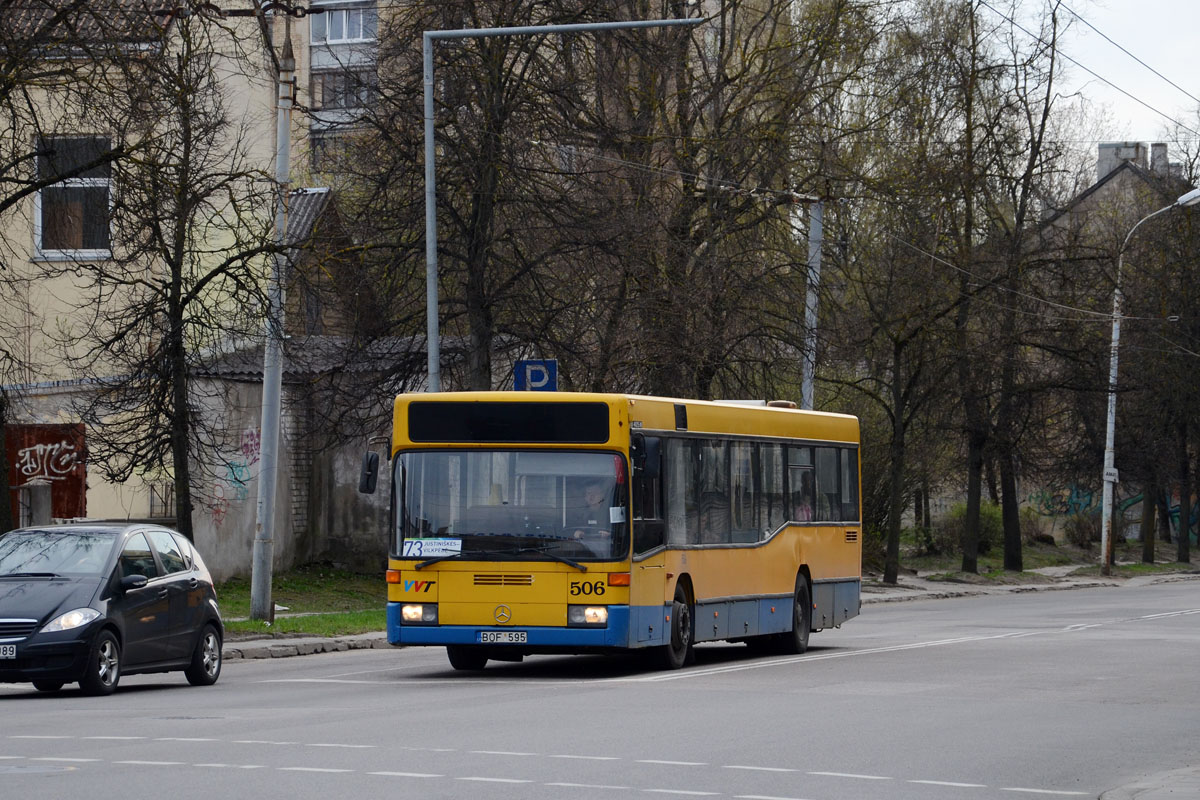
(404, 580), (436, 593)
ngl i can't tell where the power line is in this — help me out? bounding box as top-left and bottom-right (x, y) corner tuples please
(1059, 1), (1200, 110)
(977, 0), (1200, 138)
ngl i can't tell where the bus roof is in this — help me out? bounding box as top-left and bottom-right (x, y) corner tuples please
(392, 392), (859, 446)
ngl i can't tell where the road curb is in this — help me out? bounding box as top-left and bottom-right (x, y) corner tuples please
(224, 633), (391, 660)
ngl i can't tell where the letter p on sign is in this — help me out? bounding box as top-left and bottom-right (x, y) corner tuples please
(514, 359), (557, 391)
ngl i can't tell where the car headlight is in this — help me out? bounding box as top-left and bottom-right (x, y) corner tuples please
(41, 608), (101, 633)
(401, 604), (438, 624)
(568, 605), (608, 627)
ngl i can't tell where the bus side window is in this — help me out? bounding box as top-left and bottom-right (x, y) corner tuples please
(633, 443), (665, 553)
(815, 446), (841, 521)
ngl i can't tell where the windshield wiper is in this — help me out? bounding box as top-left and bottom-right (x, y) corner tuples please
(512, 547), (587, 572)
(2, 572), (62, 578)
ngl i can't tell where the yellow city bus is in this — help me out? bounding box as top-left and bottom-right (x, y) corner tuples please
(360, 392), (861, 670)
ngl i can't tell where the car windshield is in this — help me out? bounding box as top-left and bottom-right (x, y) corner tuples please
(0, 529), (116, 577)
(396, 450), (629, 561)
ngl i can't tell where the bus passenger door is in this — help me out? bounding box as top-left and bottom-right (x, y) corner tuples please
(631, 435), (668, 644)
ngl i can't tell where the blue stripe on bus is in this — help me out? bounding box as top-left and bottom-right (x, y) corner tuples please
(388, 604), (633, 648)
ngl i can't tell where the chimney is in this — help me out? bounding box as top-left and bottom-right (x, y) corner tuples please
(1151, 142), (1169, 175)
(1097, 141), (1148, 181)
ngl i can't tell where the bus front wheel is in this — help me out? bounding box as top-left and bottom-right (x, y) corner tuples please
(447, 646), (488, 671)
(660, 585), (694, 669)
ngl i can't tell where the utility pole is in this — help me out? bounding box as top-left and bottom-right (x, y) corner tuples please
(250, 20), (295, 622)
(801, 200), (823, 410)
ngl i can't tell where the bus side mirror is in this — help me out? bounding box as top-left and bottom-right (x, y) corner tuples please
(359, 451), (379, 495)
(631, 434), (660, 480)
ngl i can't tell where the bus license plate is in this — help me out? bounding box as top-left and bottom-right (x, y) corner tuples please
(0, 644), (15, 659)
(479, 631), (526, 644)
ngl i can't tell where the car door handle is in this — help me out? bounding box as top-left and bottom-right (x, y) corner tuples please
(158, 589), (169, 599)
(188, 578), (198, 589)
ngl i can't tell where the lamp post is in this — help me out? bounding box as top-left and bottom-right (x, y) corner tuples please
(422, 17), (705, 392)
(1100, 186), (1200, 575)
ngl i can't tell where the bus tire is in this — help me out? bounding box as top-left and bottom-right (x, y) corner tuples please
(446, 645), (488, 671)
(777, 575), (812, 655)
(660, 584), (694, 670)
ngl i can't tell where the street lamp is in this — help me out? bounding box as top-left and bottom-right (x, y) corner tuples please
(1100, 186), (1200, 575)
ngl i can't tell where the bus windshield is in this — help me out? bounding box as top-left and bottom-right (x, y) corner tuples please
(395, 450), (629, 562)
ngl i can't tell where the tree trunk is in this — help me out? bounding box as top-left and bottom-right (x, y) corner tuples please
(1141, 474), (1157, 564)
(1177, 422), (1190, 564)
(999, 450), (1022, 571)
(961, 429), (985, 574)
(884, 340), (907, 585)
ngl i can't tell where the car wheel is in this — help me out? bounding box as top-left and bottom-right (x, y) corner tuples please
(446, 645), (488, 671)
(184, 624), (222, 686)
(32, 681), (64, 693)
(80, 630), (121, 696)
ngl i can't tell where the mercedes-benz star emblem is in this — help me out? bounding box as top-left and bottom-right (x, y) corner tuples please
(494, 605), (512, 624)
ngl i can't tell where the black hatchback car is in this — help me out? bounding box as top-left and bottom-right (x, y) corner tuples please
(0, 523), (223, 695)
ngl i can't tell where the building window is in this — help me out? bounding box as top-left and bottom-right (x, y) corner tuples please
(311, 68), (377, 111)
(35, 136), (112, 258)
(311, 3), (377, 43)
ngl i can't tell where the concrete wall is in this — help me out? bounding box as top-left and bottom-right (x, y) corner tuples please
(309, 445), (390, 574)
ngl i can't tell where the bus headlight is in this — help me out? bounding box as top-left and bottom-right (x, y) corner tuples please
(568, 605), (608, 627)
(401, 604), (438, 624)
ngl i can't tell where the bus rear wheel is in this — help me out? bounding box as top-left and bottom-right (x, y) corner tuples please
(776, 576), (812, 655)
(659, 585), (694, 670)
(447, 646), (488, 671)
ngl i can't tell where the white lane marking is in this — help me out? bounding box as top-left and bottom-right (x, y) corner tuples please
(368, 771), (443, 778)
(12, 735), (71, 739)
(470, 750), (538, 756)
(1001, 789), (1089, 796)
(724, 765), (799, 773)
(547, 782), (632, 790)
(155, 737), (217, 742)
(0, 756), (24, 760)
(457, 776), (533, 783)
(638, 759), (708, 766)
(644, 790), (719, 796)
(83, 736), (146, 741)
(551, 754), (621, 761)
(114, 760), (184, 766)
(278, 767), (354, 773)
(910, 779), (988, 787)
(808, 771), (893, 780)
(306, 743), (375, 749)
(31, 757), (99, 762)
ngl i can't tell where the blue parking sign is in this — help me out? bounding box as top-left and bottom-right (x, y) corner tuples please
(514, 359), (557, 391)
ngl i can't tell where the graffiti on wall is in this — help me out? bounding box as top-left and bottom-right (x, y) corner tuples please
(1025, 484), (1098, 517)
(5, 424), (87, 519)
(1025, 483), (1199, 544)
(205, 428), (261, 527)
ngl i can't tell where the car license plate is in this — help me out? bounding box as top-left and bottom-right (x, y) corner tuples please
(479, 630), (526, 644)
(0, 644), (15, 659)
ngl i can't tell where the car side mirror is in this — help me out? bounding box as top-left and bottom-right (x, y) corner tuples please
(359, 451), (380, 495)
(119, 574), (148, 592)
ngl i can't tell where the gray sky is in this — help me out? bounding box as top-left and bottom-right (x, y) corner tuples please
(1058, 0), (1200, 142)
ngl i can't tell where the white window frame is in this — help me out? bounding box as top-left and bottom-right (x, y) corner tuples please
(311, 3), (377, 44)
(33, 137), (113, 261)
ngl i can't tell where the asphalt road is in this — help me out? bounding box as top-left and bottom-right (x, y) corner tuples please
(2, 579), (1198, 800)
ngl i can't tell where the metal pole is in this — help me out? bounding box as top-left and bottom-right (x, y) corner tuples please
(250, 28), (294, 622)
(1100, 199), (1187, 576)
(421, 17), (705, 393)
(801, 201), (823, 410)
(423, 33), (439, 392)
